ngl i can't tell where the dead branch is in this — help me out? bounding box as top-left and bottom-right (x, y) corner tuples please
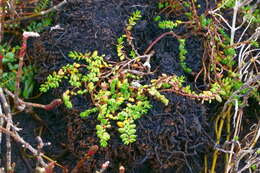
(4, 88), (62, 111)
(4, 0), (68, 25)
(0, 87), (13, 171)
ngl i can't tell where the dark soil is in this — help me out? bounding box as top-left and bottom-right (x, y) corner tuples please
(18, 0), (218, 172)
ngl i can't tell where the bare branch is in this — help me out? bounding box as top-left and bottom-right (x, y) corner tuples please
(4, 0), (68, 25)
(0, 87), (12, 171)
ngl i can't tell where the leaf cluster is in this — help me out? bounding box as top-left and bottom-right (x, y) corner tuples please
(0, 44), (35, 98)
(178, 39), (192, 73)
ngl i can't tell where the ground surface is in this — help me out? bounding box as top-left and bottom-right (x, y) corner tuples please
(14, 0), (220, 172)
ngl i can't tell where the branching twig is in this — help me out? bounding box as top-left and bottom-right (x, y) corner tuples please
(0, 87), (13, 171)
(0, 101), (4, 166)
(4, 0), (68, 25)
(0, 126), (47, 167)
(5, 88), (62, 111)
(144, 31), (181, 54)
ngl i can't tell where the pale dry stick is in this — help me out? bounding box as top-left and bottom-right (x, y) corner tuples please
(0, 102), (4, 167)
(224, 76), (260, 173)
(238, 31), (260, 81)
(238, 158), (260, 173)
(0, 126), (47, 167)
(0, 87), (13, 171)
(4, 0), (68, 25)
(225, 105), (243, 173)
(247, 122), (260, 151)
(95, 161), (110, 173)
(209, 11), (232, 29)
(229, 0), (255, 45)
(236, 123), (260, 173)
(210, 0), (257, 46)
(236, 17), (253, 43)
(0, 115), (22, 132)
(1, 87), (55, 170)
(120, 51), (155, 69)
(230, 0), (240, 45)
(240, 56), (260, 81)
(6, 0), (17, 19)
(35, 136), (51, 168)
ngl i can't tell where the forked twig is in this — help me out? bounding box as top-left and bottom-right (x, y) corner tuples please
(4, 0), (68, 25)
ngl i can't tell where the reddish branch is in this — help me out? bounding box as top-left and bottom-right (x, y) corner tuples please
(14, 32), (39, 107)
(4, 89), (62, 111)
(144, 31), (181, 54)
(71, 145), (99, 173)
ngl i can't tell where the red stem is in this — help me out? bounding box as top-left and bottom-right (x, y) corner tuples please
(144, 31), (181, 54)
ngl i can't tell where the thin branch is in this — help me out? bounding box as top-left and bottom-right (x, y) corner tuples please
(0, 101), (4, 166)
(4, 0), (68, 25)
(4, 89), (62, 111)
(0, 127), (47, 167)
(230, 0), (239, 45)
(144, 31), (181, 54)
(14, 32), (39, 107)
(0, 87), (12, 171)
(0, 0), (4, 43)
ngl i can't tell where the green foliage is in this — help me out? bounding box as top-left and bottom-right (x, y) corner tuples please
(200, 14), (212, 28)
(39, 8), (225, 148)
(219, 0), (235, 9)
(26, 17), (52, 33)
(158, 20), (182, 29)
(178, 39), (192, 73)
(40, 50), (155, 147)
(62, 90), (73, 109)
(127, 10), (142, 31)
(34, 0), (51, 12)
(116, 35), (126, 60)
(26, 0), (53, 33)
(153, 15), (161, 22)
(0, 44), (35, 98)
(148, 87), (169, 105)
(242, 6), (260, 23)
(158, 2), (167, 9)
(116, 10), (142, 60)
(150, 74), (222, 103)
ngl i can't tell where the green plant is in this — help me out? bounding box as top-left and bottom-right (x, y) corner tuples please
(0, 44), (35, 98)
(200, 14), (212, 28)
(178, 39), (192, 73)
(116, 35), (126, 60)
(116, 10), (142, 60)
(26, 0), (54, 33)
(26, 17), (53, 33)
(34, 0), (51, 13)
(40, 8), (225, 148)
(158, 20), (182, 29)
(40, 50), (154, 147)
(127, 10), (142, 31)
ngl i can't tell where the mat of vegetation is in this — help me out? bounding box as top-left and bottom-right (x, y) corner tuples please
(0, 0), (259, 173)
